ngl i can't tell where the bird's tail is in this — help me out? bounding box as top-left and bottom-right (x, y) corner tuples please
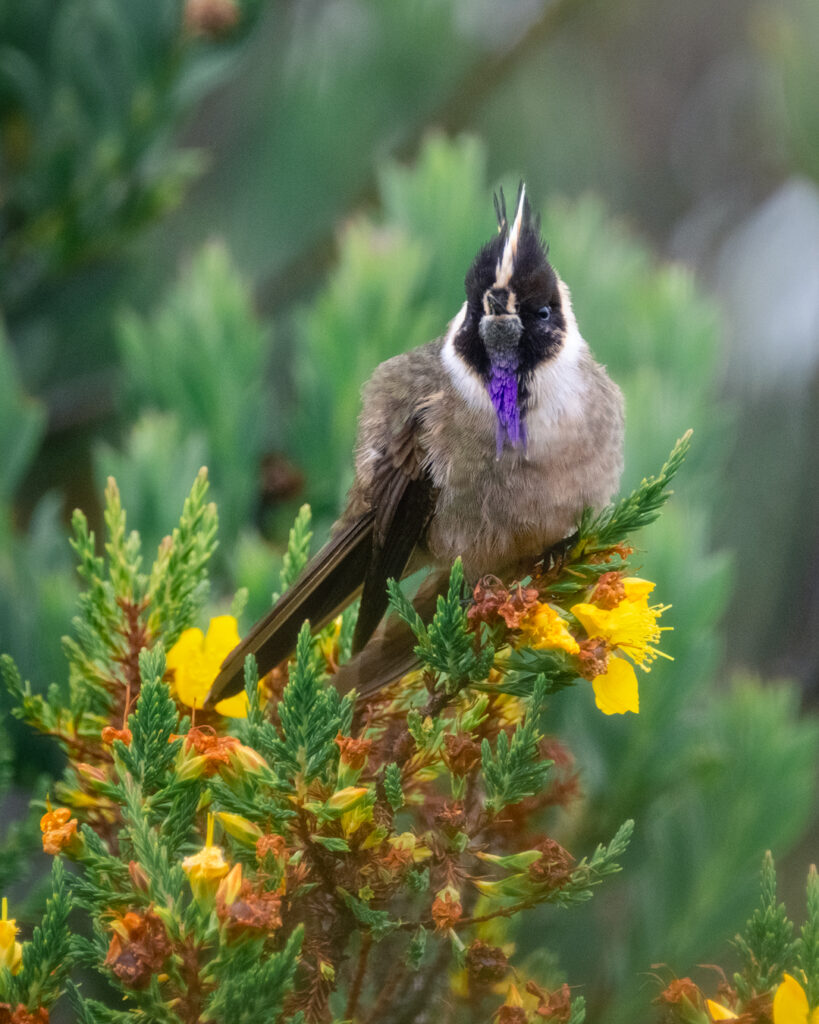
(332, 567), (451, 703)
(204, 514), (375, 707)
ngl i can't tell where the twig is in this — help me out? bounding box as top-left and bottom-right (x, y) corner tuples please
(345, 932), (373, 1019)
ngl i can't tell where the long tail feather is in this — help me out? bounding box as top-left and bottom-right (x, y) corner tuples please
(204, 514), (374, 705)
(333, 568), (450, 703)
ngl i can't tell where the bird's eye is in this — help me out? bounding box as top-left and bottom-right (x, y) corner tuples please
(537, 305), (551, 321)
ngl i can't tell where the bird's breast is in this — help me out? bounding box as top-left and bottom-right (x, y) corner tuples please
(421, 357), (621, 580)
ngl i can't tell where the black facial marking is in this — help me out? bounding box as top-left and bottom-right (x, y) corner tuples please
(454, 189), (566, 388)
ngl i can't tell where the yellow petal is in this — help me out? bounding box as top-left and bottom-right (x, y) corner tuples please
(215, 691), (249, 719)
(592, 656), (639, 715)
(570, 601), (612, 640)
(167, 617), (247, 716)
(167, 627), (208, 708)
(204, 615), (241, 660)
(622, 578), (655, 601)
(773, 974), (810, 1024)
(707, 999), (739, 1020)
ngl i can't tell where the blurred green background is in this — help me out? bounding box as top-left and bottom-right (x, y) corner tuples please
(2, 0), (818, 1019)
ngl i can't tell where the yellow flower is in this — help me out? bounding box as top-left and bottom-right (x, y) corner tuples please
(571, 577), (671, 716)
(0, 897), (23, 975)
(773, 974), (819, 1024)
(167, 615), (248, 718)
(182, 813), (230, 904)
(592, 656), (640, 715)
(571, 577), (671, 669)
(706, 999), (739, 1020)
(518, 603), (579, 655)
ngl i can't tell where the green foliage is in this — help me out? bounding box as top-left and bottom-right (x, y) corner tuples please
(733, 852), (797, 1001)
(116, 244), (270, 550)
(2, 470), (217, 772)
(95, 414), (210, 563)
(0, 323), (46, 504)
(662, 852), (819, 1020)
(0, 327), (75, 746)
(566, 820), (635, 904)
(383, 762), (404, 811)
(2, 476), (673, 1022)
(145, 467), (219, 647)
(337, 888), (398, 941)
(203, 928), (304, 1024)
(481, 677), (552, 813)
(118, 647), (182, 792)
(272, 623), (353, 782)
(800, 867), (819, 1009)
(274, 504), (313, 601)
(577, 429), (693, 555)
(1, 860), (72, 1009)
(387, 559), (495, 689)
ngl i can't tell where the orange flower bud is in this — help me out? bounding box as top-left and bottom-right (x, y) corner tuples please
(101, 726), (133, 746)
(39, 806), (80, 856)
(431, 886), (462, 931)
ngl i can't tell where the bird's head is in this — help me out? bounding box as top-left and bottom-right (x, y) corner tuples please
(452, 184), (567, 453)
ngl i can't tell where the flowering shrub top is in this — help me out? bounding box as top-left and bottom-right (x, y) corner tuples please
(0, 441), (692, 1023)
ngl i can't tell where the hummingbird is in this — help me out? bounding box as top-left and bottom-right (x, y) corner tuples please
(205, 185), (624, 708)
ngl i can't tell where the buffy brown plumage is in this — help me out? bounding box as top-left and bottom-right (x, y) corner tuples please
(205, 185), (624, 708)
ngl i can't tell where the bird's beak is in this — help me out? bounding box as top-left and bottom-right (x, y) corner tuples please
(479, 313), (522, 364)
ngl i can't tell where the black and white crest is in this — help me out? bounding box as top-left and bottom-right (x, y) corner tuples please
(465, 184), (557, 310)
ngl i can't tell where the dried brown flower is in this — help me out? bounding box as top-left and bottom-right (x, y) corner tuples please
(469, 577), (540, 630)
(466, 940), (508, 984)
(434, 801), (466, 833)
(256, 833), (288, 863)
(655, 977), (701, 1007)
(217, 882), (283, 936)
(576, 637), (610, 681)
(104, 910), (172, 989)
(468, 576), (510, 627)
(443, 733), (482, 777)
(335, 733), (373, 771)
(529, 980), (572, 1020)
(497, 1008), (527, 1024)
(528, 837), (574, 888)
(590, 571), (626, 609)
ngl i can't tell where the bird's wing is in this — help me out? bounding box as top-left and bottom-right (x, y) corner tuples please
(204, 416), (434, 706)
(352, 415), (436, 653)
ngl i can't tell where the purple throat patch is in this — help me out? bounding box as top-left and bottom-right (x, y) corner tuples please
(487, 366), (526, 457)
